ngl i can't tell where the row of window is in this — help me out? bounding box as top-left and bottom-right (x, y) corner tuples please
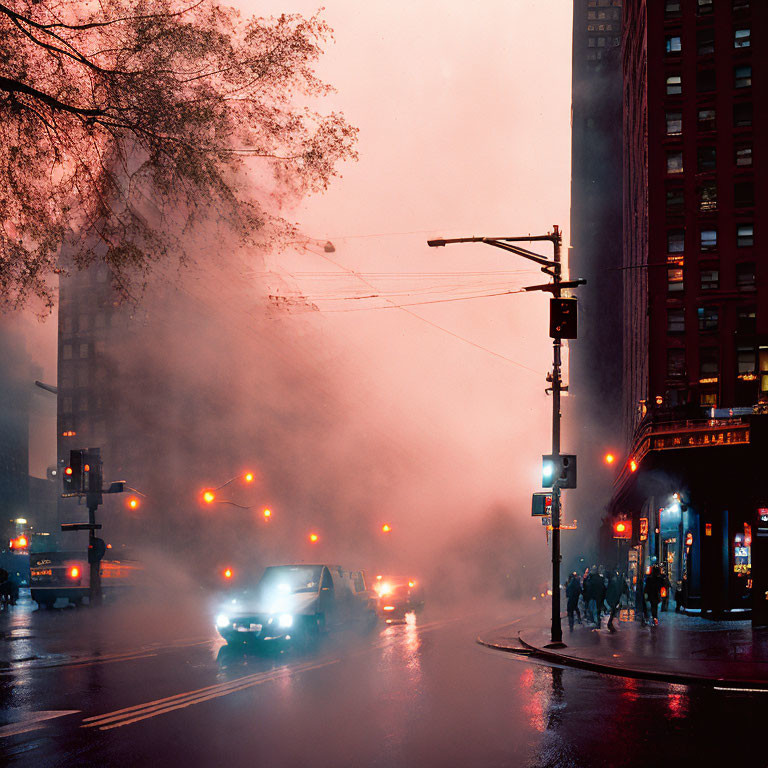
(666, 343), (765, 383)
(667, 303), (756, 336)
(61, 341), (107, 360)
(587, 35), (620, 47)
(61, 395), (109, 420)
(666, 262), (755, 293)
(587, 8), (620, 20)
(662, 101), (752, 134)
(61, 312), (110, 334)
(587, 0), (622, 7)
(664, 180), (754, 213)
(666, 0), (750, 18)
(667, 224), (754, 253)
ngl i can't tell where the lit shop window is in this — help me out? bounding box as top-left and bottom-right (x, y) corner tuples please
(735, 144), (753, 167)
(737, 346), (757, 379)
(735, 65), (752, 89)
(698, 306), (719, 332)
(698, 108), (716, 131)
(734, 28), (751, 48)
(668, 229), (685, 253)
(666, 74), (682, 95)
(700, 229), (717, 252)
(667, 151), (683, 175)
(737, 224), (754, 247)
(666, 36), (682, 55)
(700, 268), (719, 291)
(700, 391), (718, 407)
(736, 262), (756, 292)
(666, 112), (682, 136)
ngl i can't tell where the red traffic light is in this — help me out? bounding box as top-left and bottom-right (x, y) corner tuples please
(613, 520), (632, 539)
(65, 466), (73, 476)
(309, 533), (319, 543)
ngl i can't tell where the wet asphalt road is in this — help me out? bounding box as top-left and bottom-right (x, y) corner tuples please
(2, 596), (768, 767)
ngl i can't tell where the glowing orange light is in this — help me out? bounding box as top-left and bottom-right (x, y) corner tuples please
(203, 490), (215, 504)
(17, 536), (28, 548)
(263, 508), (272, 519)
(383, 605), (395, 611)
(223, 568), (233, 579)
(244, 472), (254, 483)
(616, 522), (626, 533)
(408, 580), (415, 588)
(309, 533), (319, 543)
(604, 453), (615, 465)
(106, 543), (112, 549)
(69, 566), (80, 579)
(84, 464), (90, 472)
(128, 497), (139, 510)
(629, 459), (638, 472)
(376, 575), (382, 580)
(381, 523), (391, 533)
(65, 467), (73, 476)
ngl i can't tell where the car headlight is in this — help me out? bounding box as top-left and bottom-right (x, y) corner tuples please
(216, 613), (230, 628)
(278, 613), (293, 628)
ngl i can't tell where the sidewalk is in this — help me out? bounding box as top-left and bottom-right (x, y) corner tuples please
(478, 609), (768, 689)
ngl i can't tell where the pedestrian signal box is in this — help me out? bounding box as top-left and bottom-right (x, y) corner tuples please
(549, 297), (577, 340)
(532, 492), (553, 517)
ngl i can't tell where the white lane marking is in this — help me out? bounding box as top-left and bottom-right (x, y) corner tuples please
(0, 711), (80, 739)
(83, 615), (463, 731)
(714, 686), (768, 693)
(84, 659), (340, 730)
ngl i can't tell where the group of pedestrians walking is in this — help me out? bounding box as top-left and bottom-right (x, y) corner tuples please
(566, 562), (674, 631)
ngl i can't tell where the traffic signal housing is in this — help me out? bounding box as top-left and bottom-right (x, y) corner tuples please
(549, 298), (577, 339)
(613, 520), (632, 539)
(542, 454), (577, 489)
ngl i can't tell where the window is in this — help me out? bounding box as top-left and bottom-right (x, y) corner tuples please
(697, 0), (714, 13)
(62, 316), (73, 334)
(698, 109), (716, 131)
(700, 229), (717, 251)
(79, 343), (88, 359)
(668, 229), (685, 252)
(697, 29), (715, 56)
(95, 340), (106, 356)
(668, 265), (684, 293)
(666, 112), (682, 136)
(666, 36), (682, 55)
(697, 146), (716, 171)
(668, 309), (685, 334)
(78, 314), (89, 332)
(735, 144), (753, 167)
(734, 102), (752, 127)
(666, 188), (684, 213)
(665, 0), (682, 16)
(698, 306), (719, 332)
(735, 65), (752, 89)
(700, 391), (718, 407)
(588, 10), (596, 19)
(698, 184), (717, 212)
(735, 181), (754, 208)
(736, 262), (756, 291)
(77, 368), (89, 387)
(588, 37), (596, 47)
(597, 37), (606, 47)
(733, 0), (750, 10)
(737, 346), (757, 377)
(700, 268), (719, 290)
(734, 28), (751, 48)
(738, 308), (756, 334)
(737, 224), (754, 247)
(667, 349), (686, 378)
(697, 69), (716, 92)
(667, 151), (684, 174)
(699, 349), (719, 382)
(62, 344), (72, 360)
(666, 75), (682, 95)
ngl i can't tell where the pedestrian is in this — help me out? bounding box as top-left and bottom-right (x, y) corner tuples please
(635, 569), (648, 625)
(606, 570), (628, 632)
(644, 564), (664, 626)
(566, 572), (582, 631)
(675, 574), (688, 613)
(585, 565), (602, 627)
(661, 568), (671, 612)
(596, 567), (608, 626)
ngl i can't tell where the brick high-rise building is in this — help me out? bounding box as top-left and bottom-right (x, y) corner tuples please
(610, 0), (768, 619)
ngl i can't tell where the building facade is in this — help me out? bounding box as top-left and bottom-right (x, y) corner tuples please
(568, 0), (624, 541)
(610, 0), (768, 619)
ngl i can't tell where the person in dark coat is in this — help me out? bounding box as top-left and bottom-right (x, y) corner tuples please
(595, 568), (608, 626)
(566, 572), (582, 631)
(661, 569), (672, 612)
(606, 571), (628, 632)
(644, 564), (665, 625)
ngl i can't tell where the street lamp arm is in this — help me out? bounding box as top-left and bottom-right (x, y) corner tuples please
(427, 235), (557, 269)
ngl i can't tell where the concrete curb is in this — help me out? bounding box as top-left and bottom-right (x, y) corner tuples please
(476, 626), (768, 691)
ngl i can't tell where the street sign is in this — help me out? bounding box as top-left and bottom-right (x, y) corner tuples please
(542, 516), (551, 527)
(532, 492), (553, 516)
(639, 517), (648, 541)
(61, 523), (102, 531)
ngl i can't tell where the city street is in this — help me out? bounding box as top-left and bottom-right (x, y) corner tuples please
(2, 596), (766, 767)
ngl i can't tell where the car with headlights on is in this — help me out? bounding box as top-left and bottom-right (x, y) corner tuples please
(215, 564), (378, 647)
(375, 579), (424, 623)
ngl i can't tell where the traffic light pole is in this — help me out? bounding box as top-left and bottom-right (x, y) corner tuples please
(87, 498), (102, 606)
(428, 227), (579, 647)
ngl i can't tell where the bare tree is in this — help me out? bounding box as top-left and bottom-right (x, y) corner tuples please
(0, 0), (357, 311)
